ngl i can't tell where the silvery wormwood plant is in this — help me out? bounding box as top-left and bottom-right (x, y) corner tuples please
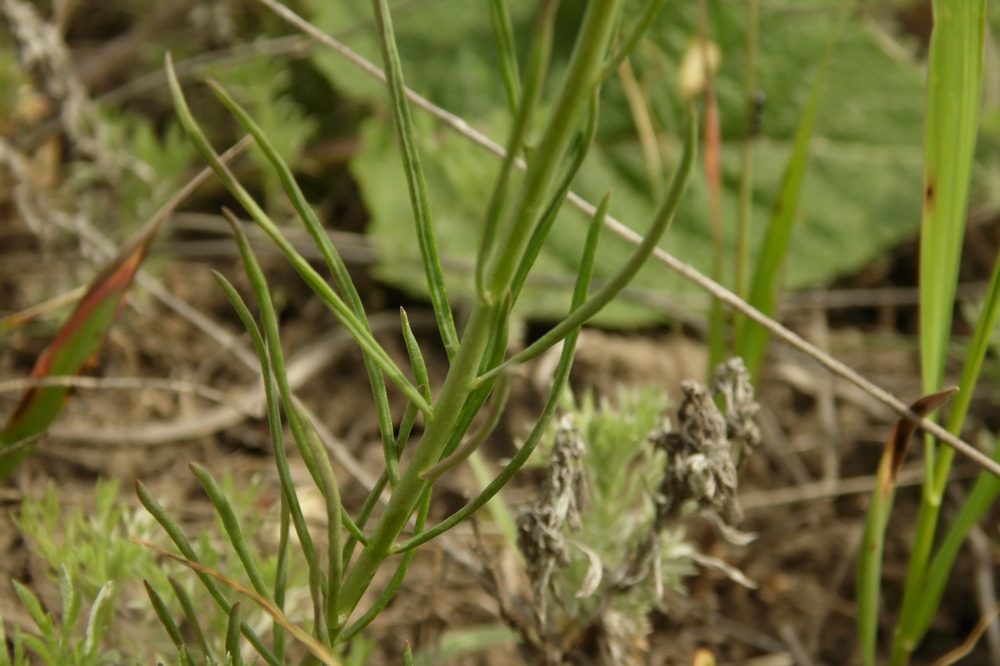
(496, 359), (760, 666)
(133, 1), (701, 664)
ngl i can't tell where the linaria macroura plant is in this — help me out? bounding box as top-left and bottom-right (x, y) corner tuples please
(135, 1), (698, 662)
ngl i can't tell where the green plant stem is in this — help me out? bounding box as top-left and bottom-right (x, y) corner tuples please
(478, 112), (696, 385)
(339, 487), (433, 642)
(421, 372), (512, 482)
(397, 186), (604, 555)
(484, 0), (623, 301)
(337, 0), (623, 619)
(477, 0), (557, 301)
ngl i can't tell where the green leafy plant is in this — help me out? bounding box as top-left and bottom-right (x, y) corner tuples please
(3, 475), (303, 663)
(1, 568), (117, 666)
(134, 0), (702, 661)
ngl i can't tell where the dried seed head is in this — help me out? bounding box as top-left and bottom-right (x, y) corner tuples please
(649, 359), (759, 528)
(713, 358), (761, 456)
(517, 414), (588, 620)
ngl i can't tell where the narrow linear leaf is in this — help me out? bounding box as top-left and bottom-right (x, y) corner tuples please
(738, 14), (845, 381)
(133, 538), (342, 666)
(477, 0), (558, 300)
(164, 54), (429, 415)
(918, 0), (986, 396)
(371, 0), (459, 356)
(396, 182), (605, 554)
(135, 481), (281, 666)
(167, 576), (214, 662)
(482, 111), (695, 382)
(225, 603), (244, 666)
(191, 462), (273, 601)
(206, 78), (399, 490)
(144, 581), (186, 651)
(488, 0), (520, 115)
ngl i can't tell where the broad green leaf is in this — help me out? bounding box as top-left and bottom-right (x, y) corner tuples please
(320, 0), (926, 327)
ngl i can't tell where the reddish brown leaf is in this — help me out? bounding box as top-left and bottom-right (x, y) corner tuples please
(878, 386), (959, 496)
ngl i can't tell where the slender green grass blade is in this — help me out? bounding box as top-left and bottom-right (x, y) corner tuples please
(136, 482), (282, 666)
(292, 402), (344, 640)
(340, 487), (432, 641)
(484, 0), (622, 299)
(273, 494), (290, 660)
(896, 247), (1000, 658)
(421, 373), (512, 482)
(168, 575), (214, 663)
(207, 79), (399, 485)
(737, 16), (844, 381)
(601, 0), (668, 80)
(488, 0), (520, 116)
(509, 91), (599, 308)
(191, 463), (272, 600)
(370, 0), (459, 356)
(395, 185), (605, 554)
(400, 308), (430, 396)
(225, 603), (244, 666)
(211, 271), (318, 567)
(143, 581), (185, 651)
(213, 232), (327, 620)
(164, 54), (428, 415)
(891, 3), (986, 662)
(918, 0), (985, 400)
(137, 539), (343, 666)
(906, 445), (1000, 651)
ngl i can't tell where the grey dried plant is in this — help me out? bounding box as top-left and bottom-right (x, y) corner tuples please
(502, 360), (760, 665)
(517, 413), (589, 623)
